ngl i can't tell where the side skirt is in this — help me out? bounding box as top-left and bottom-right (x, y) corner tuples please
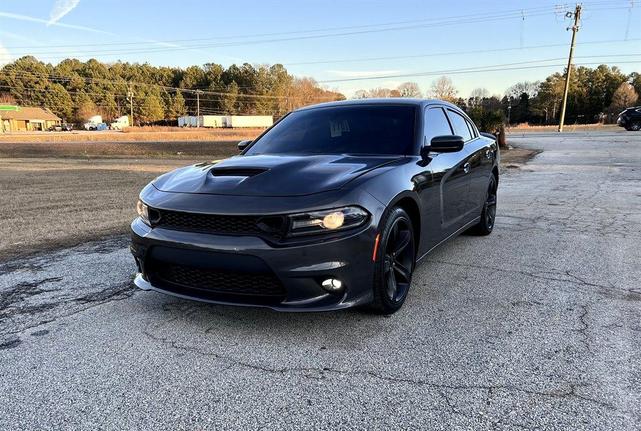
(415, 216), (481, 264)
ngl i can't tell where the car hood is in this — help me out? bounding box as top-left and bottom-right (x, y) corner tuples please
(152, 154), (400, 197)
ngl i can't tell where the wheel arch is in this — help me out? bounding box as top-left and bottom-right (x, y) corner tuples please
(387, 193), (421, 254)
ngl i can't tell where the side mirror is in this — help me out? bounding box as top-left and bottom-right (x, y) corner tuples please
(237, 140), (252, 152)
(425, 135), (465, 155)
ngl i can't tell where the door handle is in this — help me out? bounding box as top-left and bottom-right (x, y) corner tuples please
(463, 162), (471, 174)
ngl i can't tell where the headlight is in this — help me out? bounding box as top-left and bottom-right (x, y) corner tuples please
(288, 206), (369, 237)
(136, 199), (150, 225)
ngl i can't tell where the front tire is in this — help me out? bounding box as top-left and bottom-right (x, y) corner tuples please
(629, 121), (641, 131)
(369, 207), (415, 314)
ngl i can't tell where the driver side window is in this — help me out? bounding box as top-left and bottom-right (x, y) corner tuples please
(424, 107), (453, 145)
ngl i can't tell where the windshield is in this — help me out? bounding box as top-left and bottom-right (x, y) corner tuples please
(245, 105), (416, 156)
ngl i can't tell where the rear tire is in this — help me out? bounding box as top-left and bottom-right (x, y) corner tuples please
(469, 174), (497, 236)
(369, 207), (415, 315)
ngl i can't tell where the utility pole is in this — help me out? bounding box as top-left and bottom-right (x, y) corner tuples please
(127, 86), (134, 127)
(558, 4), (581, 133)
(195, 90), (203, 127)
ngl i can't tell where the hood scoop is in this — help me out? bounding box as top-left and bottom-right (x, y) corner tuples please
(154, 154), (401, 196)
(210, 167), (268, 177)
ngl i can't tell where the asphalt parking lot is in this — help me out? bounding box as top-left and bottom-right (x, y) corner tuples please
(1, 131), (640, 430)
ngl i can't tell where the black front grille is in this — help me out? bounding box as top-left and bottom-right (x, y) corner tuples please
(153, 209), (269, 236)
(152, 263), (286, 298)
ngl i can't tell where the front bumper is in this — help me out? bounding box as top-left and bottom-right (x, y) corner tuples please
(617, 116), (628, 127)
(130, 217), (378, 311)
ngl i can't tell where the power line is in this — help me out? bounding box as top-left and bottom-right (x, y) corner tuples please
(318, 59), (641, 84)
(4, 54), (640, 97)
(284, 38), (641, 66)
(2, 2), (614, 50)
(4, 59), (640, 97)
(2, 70), (339, 101)
(2, 3), (631, 59)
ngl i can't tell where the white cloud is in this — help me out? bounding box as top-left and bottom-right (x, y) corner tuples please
(48, 0), (81, 25)
(0, 11), (112, 35)
(327, 70), (401, 78)
(0, 42), (11, 66)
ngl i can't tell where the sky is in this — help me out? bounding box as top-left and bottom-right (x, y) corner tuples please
(0, 0), (640, 98)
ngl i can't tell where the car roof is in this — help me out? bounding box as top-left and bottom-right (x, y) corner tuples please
(294, 98), (462, 112)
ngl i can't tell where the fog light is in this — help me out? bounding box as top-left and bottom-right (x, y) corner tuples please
(321, 278), (343, 292)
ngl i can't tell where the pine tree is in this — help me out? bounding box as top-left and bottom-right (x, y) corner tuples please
(221, 81), (239, 115)
(168, 91), (187, 119)
(44, 83), (73, 120)
(139, 94), (165, 124)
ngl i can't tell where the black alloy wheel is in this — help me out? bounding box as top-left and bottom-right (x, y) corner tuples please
(470, 174), (497, 236)
(370, 207), (415, 314)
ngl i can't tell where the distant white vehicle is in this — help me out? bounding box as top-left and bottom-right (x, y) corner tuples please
(177, 115), (273, 128)
(110, 115), (130, 130)
(83, 115), (103, 130)
(226, 115), (273, 128)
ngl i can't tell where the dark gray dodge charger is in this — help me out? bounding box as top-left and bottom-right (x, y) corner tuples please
(130, 99), (499, 314)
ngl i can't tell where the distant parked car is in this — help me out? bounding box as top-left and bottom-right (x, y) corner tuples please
(85, 122), (108, 131)
(48, 123), (73, 132)
(617, 106), (641, 131)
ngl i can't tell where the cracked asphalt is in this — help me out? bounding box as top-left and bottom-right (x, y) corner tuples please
(1, 131), (640, 430)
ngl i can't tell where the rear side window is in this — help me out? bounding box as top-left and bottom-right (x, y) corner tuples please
(447, 110), (473, 142)
(465, 119), (478, 138)
(424, 107), (453, 144)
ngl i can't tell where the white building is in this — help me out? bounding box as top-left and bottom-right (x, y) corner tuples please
(178, 115), (273, 128)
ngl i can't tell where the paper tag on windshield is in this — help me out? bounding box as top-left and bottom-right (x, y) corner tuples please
(330, 120), (350, 137)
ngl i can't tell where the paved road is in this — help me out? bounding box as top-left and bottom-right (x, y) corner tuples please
(1, 131), (640, 430)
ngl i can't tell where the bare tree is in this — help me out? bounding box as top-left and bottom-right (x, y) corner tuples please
(429, 76), (457, 102)
(353, 90), (369, 99)
(468, 87), (489, 107)
(505, 81), (540, 99)
(470, 87), (489, 99)
(354, 88), (401, 98)
(397, 82), (422, 98)
(609, 82), (639, 113)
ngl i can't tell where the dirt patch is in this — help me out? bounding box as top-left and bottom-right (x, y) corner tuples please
(0, 140), (241, 159)
(0, 158), (201, 262)
(500, 147), (541, 165)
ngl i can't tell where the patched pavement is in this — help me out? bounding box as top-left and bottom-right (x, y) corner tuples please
(1, 131), (640, 430)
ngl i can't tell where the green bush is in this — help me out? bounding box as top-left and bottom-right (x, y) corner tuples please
(468, 107), (505, 133)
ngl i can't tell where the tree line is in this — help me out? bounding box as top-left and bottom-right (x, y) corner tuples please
(0, 56), (345, 124)
(355, 65), (641, 129)
(1, 57), (639, 129)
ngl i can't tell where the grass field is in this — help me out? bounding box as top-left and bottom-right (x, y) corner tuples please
(0, 127), (264, 143)
(0, 141), (537, 261)
(0, 140), (240, 159)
